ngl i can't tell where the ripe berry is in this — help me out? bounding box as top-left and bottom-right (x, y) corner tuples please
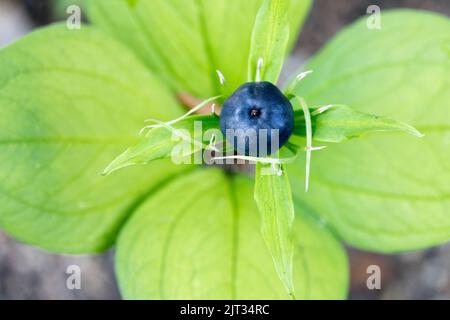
(220, 81), (294, 157)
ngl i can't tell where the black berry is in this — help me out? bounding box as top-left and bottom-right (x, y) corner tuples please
(220, 81), (294, 157)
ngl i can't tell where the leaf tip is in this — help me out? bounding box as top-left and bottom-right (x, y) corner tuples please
(101, 155), (129, 177)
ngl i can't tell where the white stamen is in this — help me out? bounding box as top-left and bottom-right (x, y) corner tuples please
(305, 146), (327, 151)
(212, 154), (297, 165)
(311, 104), (336, 116)
(140, 118), (220, 152)
(256, 57), (264, 82)
(211, 103), (216, 115)
(216, 70), (226, 86)
(295, 70), (313, 82)
(139, 125), (154, 135)
(143, 95), (221, 130)
(284, 70), (314, 95)
(299, 97), (313, 192)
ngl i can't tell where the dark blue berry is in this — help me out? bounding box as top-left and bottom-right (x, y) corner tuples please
(220, 81), (294, 157)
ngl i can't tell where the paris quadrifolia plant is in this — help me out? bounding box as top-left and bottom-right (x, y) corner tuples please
(0, 0), (449, 299)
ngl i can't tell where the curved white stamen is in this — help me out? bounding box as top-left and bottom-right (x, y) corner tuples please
(139, 125), (154, 135)
(295, 70), (313, 82)
(311, 104), (337, 116)
(305, 146), (327, 151)
(284, 70), (314, 95)
(140, 118), (220, 152)
(299, 97), (313, 192)
(211, 103), (216, 115)
(143, 95), (221, 130)
(216, 70), (226, 86)
(256, 57), (264, 82)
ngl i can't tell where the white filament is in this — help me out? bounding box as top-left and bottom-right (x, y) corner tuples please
(142, 95), (221, 132)
(295, 70), (313, 82)
(299, 97), (313, 192)
(311, 104), (337, 116)
(212, 154), (298, 165)
(139, 119), (219, 152)
(256, 57), (264, 82)
(216, 69), (226, 86)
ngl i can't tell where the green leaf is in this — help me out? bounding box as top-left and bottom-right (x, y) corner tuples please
(126, 0), (139, 7)
(248, 0), (291, 83)
(86, 0), (312, 98)
(116, 169), (348, 299)
(288, 10), (450, 252)
(103, 115), (221, 175)
(247, 0), (304, 298)
(292, 104), (424, 143)
(254, 163), (296, 298)
(0, 24), (187, 253)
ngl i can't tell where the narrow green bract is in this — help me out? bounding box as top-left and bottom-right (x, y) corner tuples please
(254, 163), (296, 298)
(103, 115), (221, 175)
(292, 105), (424, 143)
(248, 0), (291, 83)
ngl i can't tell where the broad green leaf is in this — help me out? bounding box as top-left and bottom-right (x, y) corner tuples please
(248, 0), (291, 83)
(288, 10), (450, 252)
(0, 24), (187, 253)
(103, 115), (221, 175)
(86, 0), (312, 98)
(126, 0), (139, 7)
(292, 105), (423, 143)
(116, 169), (348, 299)
(254, 163), (296, 298)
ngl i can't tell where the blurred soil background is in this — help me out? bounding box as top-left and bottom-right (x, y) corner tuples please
(0, 0), (449, 299)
